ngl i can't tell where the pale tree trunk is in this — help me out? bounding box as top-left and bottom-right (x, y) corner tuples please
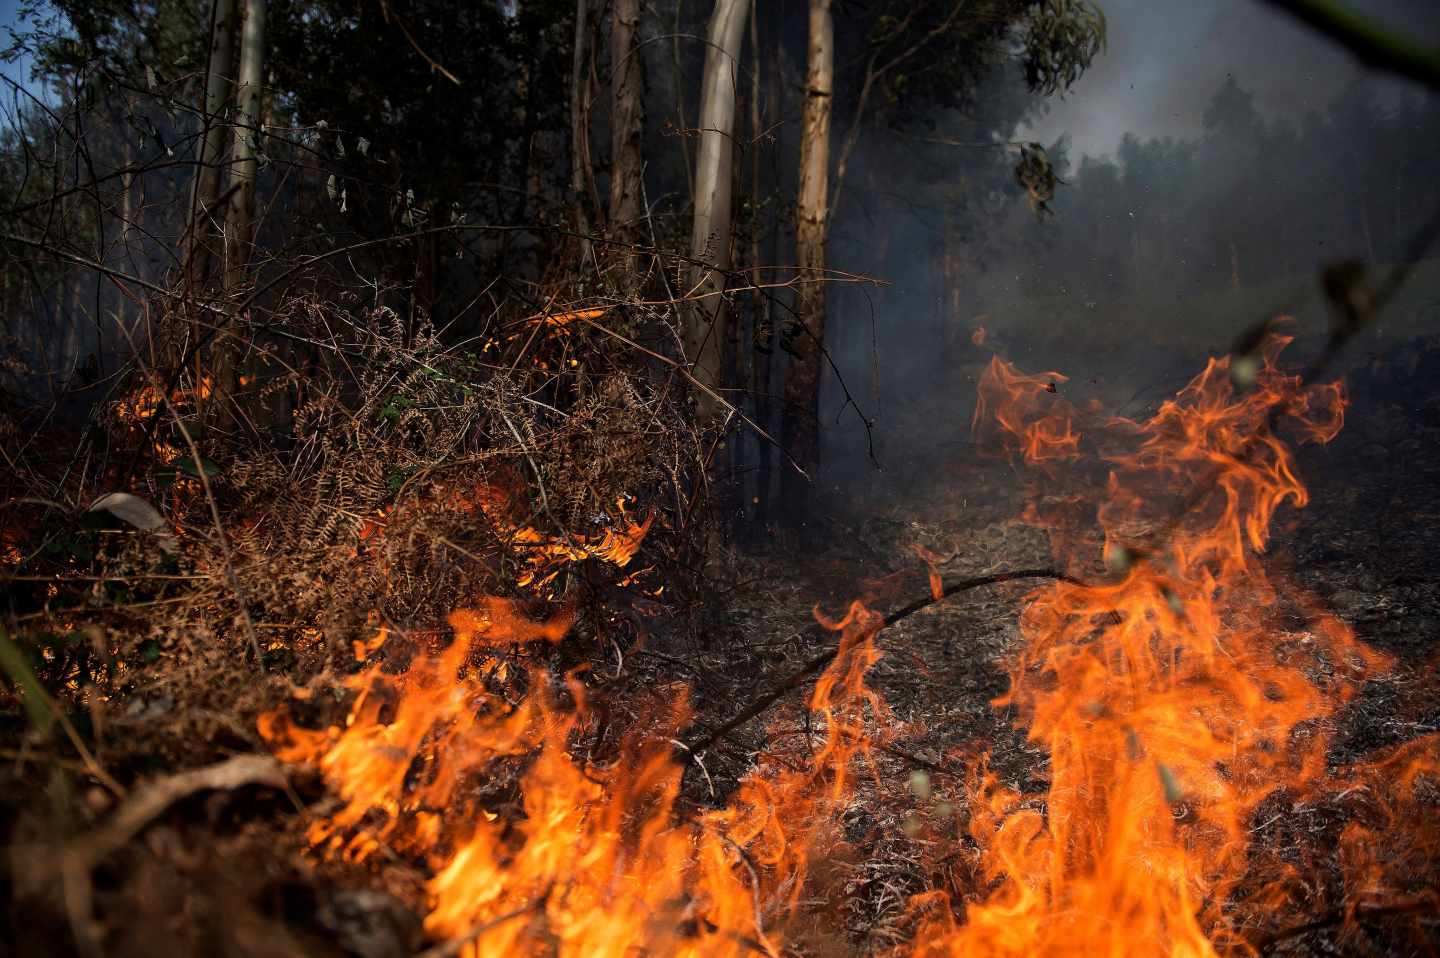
(225, 0), (266, 292)
(608, 0), (644, 279)
(213, 0), (265, 431)
(185, 0), (238, 290)
(780, 0), (833, 516)
(685, 0), (749, 417)
(570, 0), (599, 244)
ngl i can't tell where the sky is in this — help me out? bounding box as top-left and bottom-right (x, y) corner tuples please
(0, 0), (41, 97)
(1021, 0), (1440, 160)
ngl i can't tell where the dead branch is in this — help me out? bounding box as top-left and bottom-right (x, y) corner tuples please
(65, 754), (286, 872)
(24, 755), (287, 958)
(682, 568), (1071, 755)
(1254, 893), (1440, 954)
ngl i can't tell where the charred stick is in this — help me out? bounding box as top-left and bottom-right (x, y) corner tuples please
(682, 568), (1072, 756)
(1253, 894), (1439, 954)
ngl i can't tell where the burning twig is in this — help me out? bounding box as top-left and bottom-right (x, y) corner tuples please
(1253, 893), (1440, 954)
(682, 568), (1070, 755)
(414, 895), (551, 958)
(721, 835), (780, 958)
(1124, 203), (1440, 571)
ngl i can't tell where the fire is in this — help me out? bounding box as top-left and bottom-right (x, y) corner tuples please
(971, 358), (1077, 465)
(262, 597), (887, 956)
(263, 332), (1437, 954)
(349, 481), (654, 593)
(469, 485), (654, 590)
(912, 335), (1436, 955)
(113, 374), (213, 424)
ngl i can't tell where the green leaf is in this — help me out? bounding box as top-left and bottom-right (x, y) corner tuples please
(378, 394), (416, 423)
(0, 626), (56, 734)
(177, 455), (222, 478)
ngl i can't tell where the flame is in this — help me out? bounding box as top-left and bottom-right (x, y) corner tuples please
(262, 599), (887, 956)
(470, 486), (654, 591)
(350, 483), (654, 593)
(971, 357), (1078, 465)
(523, 306), (609, 331)
(911, 334), (1436, 955)
(262, 332), (1438, 954)
(113, 375), (213, 424)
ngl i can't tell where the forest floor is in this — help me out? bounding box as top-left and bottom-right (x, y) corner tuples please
(660, 331), (1440, 953)
(5, 332), (1439, 957)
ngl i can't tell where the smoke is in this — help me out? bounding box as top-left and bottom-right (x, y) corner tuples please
(1023, 0), (1440, 160)
(820, 0), (1440, 488)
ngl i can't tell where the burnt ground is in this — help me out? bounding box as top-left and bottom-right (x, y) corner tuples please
(633, 333), (1440, 954)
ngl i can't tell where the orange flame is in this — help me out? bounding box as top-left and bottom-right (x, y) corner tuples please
(262, 600), (888, 956)
(263, 333), (1439, 954)
(113, 375), (213, 424)
(972, 357), (1078, 465)
(912, 335), (1436, 955)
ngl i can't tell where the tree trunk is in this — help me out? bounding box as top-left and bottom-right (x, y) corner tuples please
(570, 0), (598, 244)
(185, 0), (238, 290)
(744, 0), (766, 529)
(224, 0), (266, 291)
(685, 0), (749, 417)
(608, 0), (644, 285)
(608, 0), (643, 241)
(211, 0), (265, 432)
(780, 0), (833, 516)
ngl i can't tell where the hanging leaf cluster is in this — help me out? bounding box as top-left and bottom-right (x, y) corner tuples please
(1014, 141), (1062, 217)
(1022, 0), (1106, 97)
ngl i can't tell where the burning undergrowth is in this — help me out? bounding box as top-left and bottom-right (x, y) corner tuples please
(1, 247), (1436, 956)
(247, 332), (1437, 955)
(0, 290), (703, 763)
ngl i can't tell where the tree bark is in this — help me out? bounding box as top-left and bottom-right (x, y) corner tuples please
(608, 0), (644, 278)
(211, 0), (265, 432)
(780, 0), (833, 516)
(685, 0), (750, 417)
(570, 0), (598, 245)
(185, 0), (238, 291)
(224, 0), (266, 291)
(744, 0), (766, 527)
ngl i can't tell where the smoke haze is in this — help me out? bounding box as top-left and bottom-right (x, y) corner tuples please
(1022, 0), (1440, 160)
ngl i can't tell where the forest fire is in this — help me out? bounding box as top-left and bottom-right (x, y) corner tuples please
(260, 335), (1438, 955)
(5, 3), (1439, 955)
(262, 598), (887, 956)
(916, 339), (1439, 956)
